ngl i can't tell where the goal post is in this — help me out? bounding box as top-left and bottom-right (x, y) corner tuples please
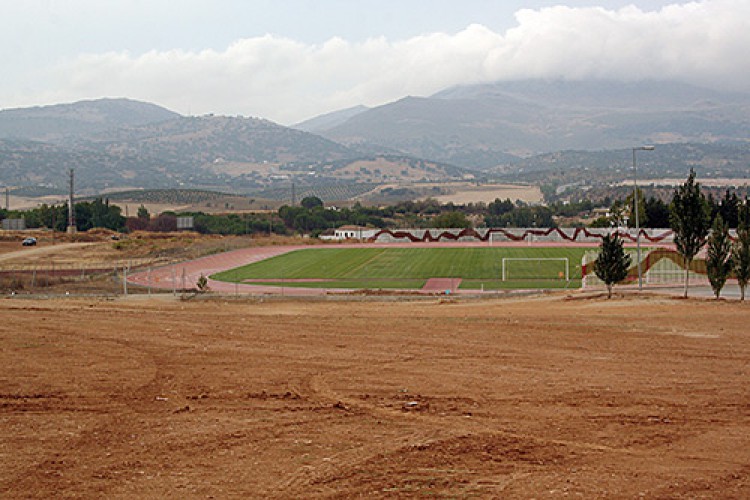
(501, 257), (570, 281)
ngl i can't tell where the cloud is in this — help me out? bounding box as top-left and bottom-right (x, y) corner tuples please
(31, 0), (750, 124)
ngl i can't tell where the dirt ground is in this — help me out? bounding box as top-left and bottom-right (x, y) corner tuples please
(0, 232), (256, 265)
(1, 293), (749, 498)
(431, 183), (543, 205)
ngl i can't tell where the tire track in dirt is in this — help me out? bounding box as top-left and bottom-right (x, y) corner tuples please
(272, 363), (743, 496)
(2, 333), (161, 497)
(272, 369), (567, 495)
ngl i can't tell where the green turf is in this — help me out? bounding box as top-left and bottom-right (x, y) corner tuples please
(243, 279), (428, 289)
(212, 247), (588, 290)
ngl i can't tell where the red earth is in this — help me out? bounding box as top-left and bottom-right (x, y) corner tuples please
(2, 293), (749, 497)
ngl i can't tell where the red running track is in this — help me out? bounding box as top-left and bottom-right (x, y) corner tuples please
(128, 245), (331, 296)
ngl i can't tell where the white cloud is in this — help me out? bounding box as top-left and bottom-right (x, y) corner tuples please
(25, 0), (750, 124)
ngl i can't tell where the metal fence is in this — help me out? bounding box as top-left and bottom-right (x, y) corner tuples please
(582, 248), (710, 288)
(0, 258), (180, 296)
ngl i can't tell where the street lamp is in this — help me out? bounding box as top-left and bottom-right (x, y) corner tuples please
(632, 145), (654, 291)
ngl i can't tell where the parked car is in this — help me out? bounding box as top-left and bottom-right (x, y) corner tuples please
(22, 237), (37, 246)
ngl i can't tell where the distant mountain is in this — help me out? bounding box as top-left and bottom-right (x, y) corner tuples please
(6, 87), (748, 197)
(320, 95), (529, 169)
(0, 99), (469, 192)
(0, 98), (180, 142)
(315, 80), (750, 170)
(0, 114), (358, 191)
(293, 105), (369, 133)
(493, 142), (750, 190)
(78, 114), (356, 165)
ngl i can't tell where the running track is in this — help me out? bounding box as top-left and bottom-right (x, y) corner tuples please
(127, 240), (656, 296)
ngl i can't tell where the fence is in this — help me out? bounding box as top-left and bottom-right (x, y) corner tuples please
(0, 258), (183, 296)
(582, 248), (710, 288)
(372, 227), (676, 244)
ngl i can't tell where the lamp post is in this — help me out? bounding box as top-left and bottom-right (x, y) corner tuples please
(632, 145), (654, 291)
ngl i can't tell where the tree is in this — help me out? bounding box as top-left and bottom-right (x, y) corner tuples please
(594, 233), (632, 299)
(300, 196), (324, 210)
(670, 169), (711, 298)
(432, 211), (470, 229)
(137, 205), (150, 220)
(718, 189), (740, 228)
(644, 196), (671, 228)
(609, 199), (628, 227)
(196, 274), (209, 292)
(488, 198), (514, 216)
(148, 214), (177, 232)
(706, 214), (732, 299)
(625, 187), (647, 228)
(731, 215), (750, 301)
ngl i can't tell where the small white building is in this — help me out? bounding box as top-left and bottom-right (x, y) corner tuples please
(329, 225), (379, 241)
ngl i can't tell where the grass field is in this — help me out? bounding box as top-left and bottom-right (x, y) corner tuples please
(212, 247), (587, 290)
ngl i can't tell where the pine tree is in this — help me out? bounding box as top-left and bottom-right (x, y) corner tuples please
(137, 204), (150, 220)
(706, 214), (732, 299)
(670, 169), (711, 298)
(732, 212), (750, 301)
(594, 233), (632, 299)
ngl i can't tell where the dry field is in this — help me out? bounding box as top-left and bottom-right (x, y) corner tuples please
(429, 183), (543, 205)
(0, 232), (262, 267)
(1, 293), (749, 498)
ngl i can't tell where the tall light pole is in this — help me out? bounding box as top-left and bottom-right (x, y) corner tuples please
(632, 146), (654, 291)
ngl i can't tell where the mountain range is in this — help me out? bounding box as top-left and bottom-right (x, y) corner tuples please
(1, 80), (749, 198)
(0, 99), (462, 193)
(305, 80), (750, 170)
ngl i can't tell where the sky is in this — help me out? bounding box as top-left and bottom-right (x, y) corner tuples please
(1, 0), (748, 124)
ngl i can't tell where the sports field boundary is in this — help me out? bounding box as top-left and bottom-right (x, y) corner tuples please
(127, 240), (648, 296)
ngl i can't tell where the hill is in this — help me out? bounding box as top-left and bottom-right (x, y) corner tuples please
(316, 80), (750, 169)
(0, 98), (179, 142)
(0, 99), (470, 194)
(492, 142), (750, 202)
(0, 115), (360, 191)
(293, 105), (369, 133)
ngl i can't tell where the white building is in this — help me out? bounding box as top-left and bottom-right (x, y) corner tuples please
(323, 225), (379, 241)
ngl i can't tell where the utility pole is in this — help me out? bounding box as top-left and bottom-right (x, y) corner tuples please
(632, 146), (654, 291)
(67, 168), (76, 234)
(4, 186), (8, 211)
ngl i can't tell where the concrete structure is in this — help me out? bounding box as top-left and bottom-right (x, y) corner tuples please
(321, 225), (379, 241)
(370, 227), (677, 245)
(2, 218), (26, 231)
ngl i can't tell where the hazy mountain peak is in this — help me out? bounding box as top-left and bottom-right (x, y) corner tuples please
(293, 105), (369, 133)
(315, 79), (750, 169)
(0, 98), (181, 142)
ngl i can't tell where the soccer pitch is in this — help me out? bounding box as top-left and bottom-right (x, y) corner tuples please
(212, 247), (588, 290)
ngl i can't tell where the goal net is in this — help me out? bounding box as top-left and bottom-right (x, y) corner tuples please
(501, 257), (570, 282)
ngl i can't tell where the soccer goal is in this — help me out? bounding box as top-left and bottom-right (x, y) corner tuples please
(501, 257), (570, 282)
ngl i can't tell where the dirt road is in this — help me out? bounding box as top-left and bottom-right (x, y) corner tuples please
(1, 294), (749, 497)
(0, 242), (97, 264)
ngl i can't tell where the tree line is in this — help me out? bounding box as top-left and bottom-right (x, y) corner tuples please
(591, 188), (747, 230)
(1, 198), (126, 232)
(594, 170), (750, 300)
(2, 178), (748, 245)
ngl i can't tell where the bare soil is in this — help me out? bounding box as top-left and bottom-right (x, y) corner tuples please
(2, 293), (749, 498)
(431, 183), (543, 205)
